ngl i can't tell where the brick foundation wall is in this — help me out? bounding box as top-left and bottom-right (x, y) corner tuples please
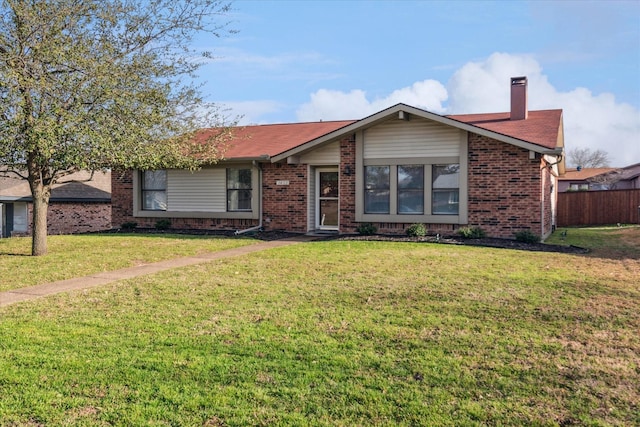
(467, 134), (543, 238)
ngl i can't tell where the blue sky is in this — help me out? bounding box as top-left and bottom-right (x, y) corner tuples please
(194, 0), (640, 167)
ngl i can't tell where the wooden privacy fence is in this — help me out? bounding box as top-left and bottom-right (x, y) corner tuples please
(557, 189), (640, 227)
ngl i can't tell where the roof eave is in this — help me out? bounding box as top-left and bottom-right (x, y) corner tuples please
(271, 103), (563, 162)
(0, 196), (31, 202)
(216, 155), (271, 163)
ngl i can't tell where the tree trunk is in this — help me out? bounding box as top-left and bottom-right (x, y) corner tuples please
(30, 184), (50, 256)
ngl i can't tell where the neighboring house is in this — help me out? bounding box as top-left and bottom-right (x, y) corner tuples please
(112, 76), (566, 239)
(558, 163), (640, 192)
(0, 171), (111, 237)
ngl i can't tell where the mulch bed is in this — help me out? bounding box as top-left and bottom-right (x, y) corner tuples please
(109, 228), (589, 254)
(329, 233), (589, 254)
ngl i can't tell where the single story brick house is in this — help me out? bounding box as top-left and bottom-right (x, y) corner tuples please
(0, 171), (111, 237)
(112, 77), (566, 239)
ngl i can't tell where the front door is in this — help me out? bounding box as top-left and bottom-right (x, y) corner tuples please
(4, 203), (13, 238)
(316, 168), (339, 230)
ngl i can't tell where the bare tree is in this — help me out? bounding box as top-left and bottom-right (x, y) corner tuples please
(566, 148), (611, 168)
(588, 169), (623, 190)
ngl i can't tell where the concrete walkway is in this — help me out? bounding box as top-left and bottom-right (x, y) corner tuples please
(0, 235), (317, 308)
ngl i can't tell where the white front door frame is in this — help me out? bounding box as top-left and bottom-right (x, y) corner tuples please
(315, 167), (339, 231)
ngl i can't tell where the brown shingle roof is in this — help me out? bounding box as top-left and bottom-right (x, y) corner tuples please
(196, 120), (356, 160)
(0, 171), (111, 201)
(446, 109), (563, 150)
(558, 168), (618, 181)
(196, 106), (563, 161)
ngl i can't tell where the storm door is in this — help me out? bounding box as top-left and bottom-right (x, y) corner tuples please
(316, 168), (339, 230)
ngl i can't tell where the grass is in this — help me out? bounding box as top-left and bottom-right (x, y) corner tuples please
(0, 227), (639, 425)
(0, 234), (257, 292)
(546, 224), (640, 260)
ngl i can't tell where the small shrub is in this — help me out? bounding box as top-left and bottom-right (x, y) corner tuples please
(515, 229), (540, 243)
(155, 219), (172, 230)
(356, 223), (377, 235)
(121, 221), (137, 230)
(406, 223), (427, 237)
(458, 226), (486, 239)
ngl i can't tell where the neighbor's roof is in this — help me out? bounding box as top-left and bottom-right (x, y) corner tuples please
(199, 104), (563, 162)
(0, 171), (111, 202)
(558, 168), (618, 181)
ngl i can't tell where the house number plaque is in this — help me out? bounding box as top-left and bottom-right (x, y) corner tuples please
(276, 180), (290, 186)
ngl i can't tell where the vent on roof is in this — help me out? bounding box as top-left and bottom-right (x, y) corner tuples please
(510, 76), (528, 121)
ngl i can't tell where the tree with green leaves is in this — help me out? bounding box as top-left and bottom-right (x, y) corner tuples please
(0, 0), (236, 255)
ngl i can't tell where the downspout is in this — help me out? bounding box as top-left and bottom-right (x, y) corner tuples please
(541, 163), (546, 239)
(234, 160), (263, 235)
(542, 154), (563, 239)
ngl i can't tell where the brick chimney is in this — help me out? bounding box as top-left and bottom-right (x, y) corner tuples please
(510, 76), (528, 120)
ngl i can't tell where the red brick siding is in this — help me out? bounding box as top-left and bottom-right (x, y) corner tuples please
(467, 133), (543, 238)
(46, 202), (111, 234)
(20, 201), (111, 236)
(262, 162), (308, 232)
(339, 136), (357, 233)
(111, 169), (134, 227)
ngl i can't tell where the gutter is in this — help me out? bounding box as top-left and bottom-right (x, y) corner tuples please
(234, 160), (263, 235)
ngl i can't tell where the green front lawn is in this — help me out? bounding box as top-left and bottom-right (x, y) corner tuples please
(0, 228), (638, 425)
(0, 233), (257, 292)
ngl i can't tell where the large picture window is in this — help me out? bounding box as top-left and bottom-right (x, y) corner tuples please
(364, 166), (390, 214)
(432, 164), (460, 215)
(398, 165), (424, 214)
(227, 168), (252, 211)
(141, 170), (167, 211)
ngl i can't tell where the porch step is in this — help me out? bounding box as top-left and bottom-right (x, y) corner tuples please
(306, 230), (339, 237)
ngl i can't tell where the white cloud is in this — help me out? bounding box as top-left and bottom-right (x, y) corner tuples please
(446, 53), (640, 167)
(296, 80), (448, 121)
(295, 53), (640, 166)
(446, 52), (544, 113)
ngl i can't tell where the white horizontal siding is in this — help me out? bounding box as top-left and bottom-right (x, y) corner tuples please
(363, 118), (461, 159)
(308, 168), (316, 230)
(167, 168), (226, 212)
(300, 141), (339, 164)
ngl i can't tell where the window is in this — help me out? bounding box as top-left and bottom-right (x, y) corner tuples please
(12, 203), (28, 232)
(432, 164), (459, 215)
(142, 170), (167, 211)
(398, 165), (424, 214)
(365, 166), (390, 213)
(569, 183), (589, 191)
(227, 168), (252, 211)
